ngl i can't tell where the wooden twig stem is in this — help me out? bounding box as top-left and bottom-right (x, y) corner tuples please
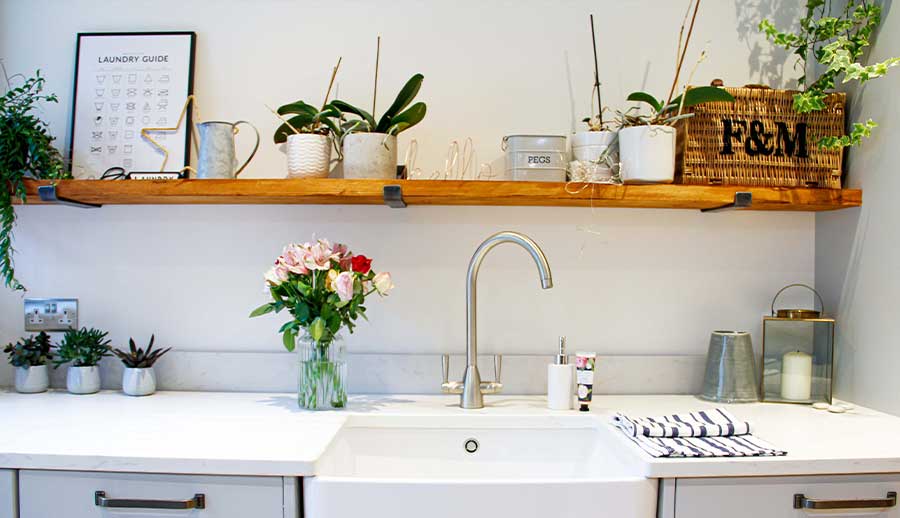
(372, 36), (381, 117)
(665, 0), (701, 108)
(321, 56), (342, 110)
(590, 14), (602, 121)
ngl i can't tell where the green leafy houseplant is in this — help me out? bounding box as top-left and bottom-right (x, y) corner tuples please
(3, 331), (53, 367)
(112, 335), (171, 368)
(53, 327), (112, 367)
(333, 74), (427, 136)
(760, 0), (899, 147)
(0, 68), (71, 291)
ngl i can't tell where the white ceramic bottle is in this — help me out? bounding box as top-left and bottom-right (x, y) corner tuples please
(547, 337), (575, 410)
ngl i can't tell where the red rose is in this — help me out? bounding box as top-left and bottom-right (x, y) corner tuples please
(351, 255), (372, 273)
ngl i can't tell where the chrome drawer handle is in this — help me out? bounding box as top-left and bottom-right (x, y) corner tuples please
(794, 491), (896, 510)
(94, 491), (206, 509)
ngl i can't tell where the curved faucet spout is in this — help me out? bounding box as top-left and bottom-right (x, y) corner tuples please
(460, 231), (553, 409)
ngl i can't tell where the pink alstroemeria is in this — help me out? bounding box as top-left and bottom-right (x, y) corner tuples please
(304, 240), (338, 271)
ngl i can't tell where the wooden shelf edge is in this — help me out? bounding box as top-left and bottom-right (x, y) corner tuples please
(19, 179), (862, 212)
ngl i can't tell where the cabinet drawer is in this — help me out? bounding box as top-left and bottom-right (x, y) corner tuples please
(19, 470), (286, 518)
(0, 470), (15, 518)
(676, 475), (900, 518)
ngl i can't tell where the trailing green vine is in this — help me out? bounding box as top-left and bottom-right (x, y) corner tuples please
(760, 0), (899, 148)
(0, 68), (70, 291)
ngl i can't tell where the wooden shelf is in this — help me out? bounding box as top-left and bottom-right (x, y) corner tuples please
(21, 179), (861, 211)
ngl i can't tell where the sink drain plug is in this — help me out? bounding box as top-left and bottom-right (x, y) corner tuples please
(464, 438), (479, 454)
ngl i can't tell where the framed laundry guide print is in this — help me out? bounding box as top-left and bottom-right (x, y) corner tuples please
(69, 31), (196, 178)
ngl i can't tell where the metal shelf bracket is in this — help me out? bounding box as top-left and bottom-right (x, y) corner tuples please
(701, 191), (752, 213)
(37, 185), (101, 209)
(383, 185), (407, 208)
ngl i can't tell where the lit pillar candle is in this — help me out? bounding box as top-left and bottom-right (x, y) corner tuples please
(781, 351), (813, 401)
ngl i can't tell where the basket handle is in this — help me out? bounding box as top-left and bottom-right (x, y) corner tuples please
(771, 283), (825, 316)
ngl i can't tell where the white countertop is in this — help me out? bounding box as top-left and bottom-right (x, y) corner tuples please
(2, 390), (900, 478)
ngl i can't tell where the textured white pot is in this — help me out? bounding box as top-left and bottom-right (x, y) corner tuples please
(15, 365), (49, 393)
(122, 367), (157, 396)
(618, 125), (676, 184)
(572, 130), (618, 162)
(342, 133), (397, 179)
(67, 365), (100, 394)
(286, 134), (332, 179)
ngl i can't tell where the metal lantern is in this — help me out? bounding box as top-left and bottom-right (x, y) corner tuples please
(760, 284), (835, 404)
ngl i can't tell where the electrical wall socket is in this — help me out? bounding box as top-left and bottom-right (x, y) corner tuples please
(24, 298), (78, 332)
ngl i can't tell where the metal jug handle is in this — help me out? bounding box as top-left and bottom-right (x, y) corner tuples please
(232, 120), (260, 177)
(770, 283), (825, 316)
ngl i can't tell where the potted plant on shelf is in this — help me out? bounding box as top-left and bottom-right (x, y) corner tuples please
(3, 331), (53, 393)
(250, 238), (394, 409)
(759, 0), (899, 148)
(0, 68), (71, 292)
(618, 0), (734, 183)
(53, 327), (111, 394)
(113, 335), (170, 396)
(572, 14), (618, 181)
(271, 58), (344, 179)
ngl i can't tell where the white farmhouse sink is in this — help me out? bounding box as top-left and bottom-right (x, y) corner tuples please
(304, 414), (656, 518)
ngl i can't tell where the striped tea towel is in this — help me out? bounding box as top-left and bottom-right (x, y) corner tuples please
(612, 408), (786, 458)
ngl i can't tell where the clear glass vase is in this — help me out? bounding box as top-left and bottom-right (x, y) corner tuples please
(296, 330), (347, 410)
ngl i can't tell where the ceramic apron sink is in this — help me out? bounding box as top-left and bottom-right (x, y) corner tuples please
(304, 414), (656, 518)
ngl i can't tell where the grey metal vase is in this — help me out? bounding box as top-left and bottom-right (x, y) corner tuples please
(699, 331), (759, 403)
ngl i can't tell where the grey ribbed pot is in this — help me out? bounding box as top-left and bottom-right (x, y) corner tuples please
(699, 331), (759, 403)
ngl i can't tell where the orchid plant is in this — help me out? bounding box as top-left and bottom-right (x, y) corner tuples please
(250, 238), (394, 352)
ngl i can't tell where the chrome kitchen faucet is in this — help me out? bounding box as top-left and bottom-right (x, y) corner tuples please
(441, 231), (553, 409)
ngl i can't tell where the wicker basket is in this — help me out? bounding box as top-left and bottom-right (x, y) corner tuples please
(677, 85), (845, 189)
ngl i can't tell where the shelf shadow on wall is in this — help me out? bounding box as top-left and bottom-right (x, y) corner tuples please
(734, 0), (802, 88)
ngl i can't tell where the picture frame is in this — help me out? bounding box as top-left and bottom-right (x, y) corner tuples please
(69, 31), (196, 178)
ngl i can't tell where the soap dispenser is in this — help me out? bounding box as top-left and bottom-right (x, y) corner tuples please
(548, 336), (575, 410)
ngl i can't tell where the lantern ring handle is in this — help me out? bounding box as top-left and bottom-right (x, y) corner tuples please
(771, 283), (825, 316)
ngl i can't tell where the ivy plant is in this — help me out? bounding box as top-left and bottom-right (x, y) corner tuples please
(3, 331), (53, 367)
(760, 0), (899, 148)
(0, 68), (71, 291)
(53, 327), (112, 368)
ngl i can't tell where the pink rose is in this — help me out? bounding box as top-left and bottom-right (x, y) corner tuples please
(373, 272), (394, 294)
(334, 271), (355, 302)
(280, 244), (310, 275)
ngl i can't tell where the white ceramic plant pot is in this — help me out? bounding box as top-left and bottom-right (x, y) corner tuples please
(122, 367), (157, 396)
(15, 365), (49, 393)
(342, 133), (397, 179)
(286, 134), (332, 179)
(618, 125), (676, 184)
(572, 130), (618, 162)
(67, 365), (101, 394)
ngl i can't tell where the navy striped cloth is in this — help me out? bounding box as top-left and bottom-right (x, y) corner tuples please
(612, 408), (786, 458)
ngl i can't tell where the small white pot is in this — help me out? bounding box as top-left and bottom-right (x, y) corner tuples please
(286, 133), (332, 179)
(15, 365), (49, 393)
(618, 125), (676, 184)
(342, 133), (397, 179)
(572, 130), (618, 162)
(122, 367), (157, 396)
(67, 365), (101, 395)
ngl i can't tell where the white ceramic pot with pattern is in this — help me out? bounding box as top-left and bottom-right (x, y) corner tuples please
(67, 365), (101, 394)
(286, 134), (332, 179)
(342, 133), (397, 179)
(15, 365), (49, 393)
(122, 367), (157, 396)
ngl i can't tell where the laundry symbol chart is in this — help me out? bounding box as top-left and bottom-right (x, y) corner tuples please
(112, 89), (121, 98)
(124, 144), (133, 154)
(107, 145), (117, 154)
(158, 89), (168, 97)
(112, 75), (122, 84)
(159, 74), (170, 83)
(91, 131), (103, 140)
(143, 88), (153, 97)
(127, 88), (137, 97)
(155, 116), (168, 126)
(143, 102), (152, 112)
(128, 73), (137, 84)
(108, 131), (118, 140)
(125, 130), (135, 139)
(94, 102), (104, 111)
(96, 75), (106, 84)
(110, 103), (120, 112)
(126, 102), (136, 111)
(95, 88), (105, 97)
(109, 117), (119, 126)
(123, 158), (133, 168)
(144, 73), (153, 83)
(90, 146), (102, 154)
(94, 116), (103, 126)
(126, 116), (135, 125)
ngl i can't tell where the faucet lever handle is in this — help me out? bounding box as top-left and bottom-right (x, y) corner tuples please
(493, 354), (502, 383)
(441, 354), (450, 384)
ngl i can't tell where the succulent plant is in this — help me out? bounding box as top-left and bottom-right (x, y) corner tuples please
(54, 327), (111, 367)
(112, 335), (171, 368)
(3, 331), (53, 367)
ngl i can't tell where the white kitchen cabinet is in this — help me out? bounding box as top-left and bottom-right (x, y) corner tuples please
(673, 475), (900, 518)
(19, 470), (296, 518)
(0, 470), (15, 518)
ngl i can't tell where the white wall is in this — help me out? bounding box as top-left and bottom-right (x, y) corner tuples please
(0, 0), (816, 392)
(816, 4), (900, 415)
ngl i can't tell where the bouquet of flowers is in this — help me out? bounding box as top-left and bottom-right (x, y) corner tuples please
(250, 238), (393, 409)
